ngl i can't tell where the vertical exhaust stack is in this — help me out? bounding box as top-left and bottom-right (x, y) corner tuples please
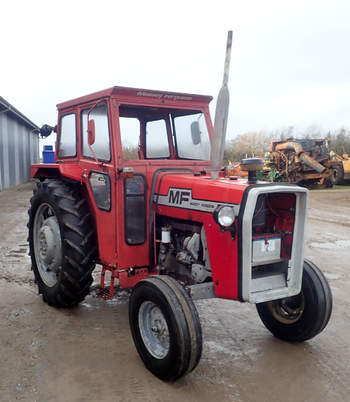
(210, 31), (233, 179)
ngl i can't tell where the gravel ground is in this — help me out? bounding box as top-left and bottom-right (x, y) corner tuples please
(0, 181), (349, 402)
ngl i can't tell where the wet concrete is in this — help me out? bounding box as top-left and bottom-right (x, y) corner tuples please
(0, 182), (349, 402)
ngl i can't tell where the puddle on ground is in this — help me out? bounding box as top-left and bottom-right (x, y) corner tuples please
(80, 301), (100, 311)
(310, 240), (350, 250)
(324, 273), (341, 280)
(105, 290), (130, 305)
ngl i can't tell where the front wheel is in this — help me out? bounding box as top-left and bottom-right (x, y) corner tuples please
(256, 259), (332, 342)
(129, 275), (202, 381)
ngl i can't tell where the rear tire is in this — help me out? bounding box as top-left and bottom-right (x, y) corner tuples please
(129, 275), (202, 381)
(28, 179), (97, 307)
(256, 259), (332, 342)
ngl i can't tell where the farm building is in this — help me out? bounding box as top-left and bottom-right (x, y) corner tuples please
(0, 97), (39, 191)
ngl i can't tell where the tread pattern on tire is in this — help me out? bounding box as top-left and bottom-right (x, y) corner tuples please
(129, 275), (202, 381)
(256, 259), (332, 342)
(28, 179), (97, 307)
(148, 275), (202, 376)
(303, 259), (333, 336)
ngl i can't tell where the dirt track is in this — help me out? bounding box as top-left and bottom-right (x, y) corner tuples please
(0, 182), (350, 402)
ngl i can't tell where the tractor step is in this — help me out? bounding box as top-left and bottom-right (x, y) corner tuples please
(99, 266), (119, 300)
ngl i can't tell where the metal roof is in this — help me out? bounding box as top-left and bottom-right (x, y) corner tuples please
(0, 96), (39, 131)
(57, 86), (213, 110)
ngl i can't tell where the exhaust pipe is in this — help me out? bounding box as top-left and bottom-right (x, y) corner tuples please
(210, 31), (233, 180)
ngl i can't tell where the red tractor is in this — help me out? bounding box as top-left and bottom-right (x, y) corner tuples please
(28, 33), (332, 381)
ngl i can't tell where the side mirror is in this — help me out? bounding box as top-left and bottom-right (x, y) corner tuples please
(191, 121), (201, 145)
(88, 119), (95, 146)
(39, 124), (57, 137)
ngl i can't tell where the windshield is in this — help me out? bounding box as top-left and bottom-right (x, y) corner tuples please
(119, 105), (211, 160)
(173, 112), (210, 160)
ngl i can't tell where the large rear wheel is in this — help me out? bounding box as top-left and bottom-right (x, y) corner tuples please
(256, 259), (332, 342)
(129, 275), (202, 381)
(28, 179), (97, 307)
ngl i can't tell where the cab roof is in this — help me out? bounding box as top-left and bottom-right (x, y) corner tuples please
(57, 86), (213, 111)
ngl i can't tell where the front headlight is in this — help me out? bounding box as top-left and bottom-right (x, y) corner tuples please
(214, 206), (236, 227)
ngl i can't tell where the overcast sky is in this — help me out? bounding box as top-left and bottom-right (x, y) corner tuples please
(1, 0), (350, 145)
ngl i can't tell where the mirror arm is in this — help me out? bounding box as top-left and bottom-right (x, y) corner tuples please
(87, 99), (104, 120)
(88, 142), (100, 166)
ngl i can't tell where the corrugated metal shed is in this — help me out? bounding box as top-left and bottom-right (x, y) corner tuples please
(0, 97), (40, 191)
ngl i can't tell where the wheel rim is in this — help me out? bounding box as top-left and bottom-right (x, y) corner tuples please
(33, 203), (62, 287)
(138, 301), (170, 359)
(268, 293), (305, 324)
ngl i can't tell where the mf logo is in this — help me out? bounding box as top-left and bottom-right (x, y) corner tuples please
(168, 189), (191, 205)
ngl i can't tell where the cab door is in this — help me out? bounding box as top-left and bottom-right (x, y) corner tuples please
(115, 111), (149, 270)
(80, 101), (117, 266)
(114, 105), (173, 271)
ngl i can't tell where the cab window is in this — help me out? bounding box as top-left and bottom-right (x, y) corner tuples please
(118, 105), (210, 160)
(119, 117), (141, 160)
(124, 175), (146, 245)
(81, 104), (111, 161)
(58, 113), (76, 158)
(145, 119), (169, 158)
(119, 105), (170, 160)
(173, 113), (210, 160)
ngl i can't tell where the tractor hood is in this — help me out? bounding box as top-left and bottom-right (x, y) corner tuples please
(153, 173), (249, 217)
(152, 171), (308, 304)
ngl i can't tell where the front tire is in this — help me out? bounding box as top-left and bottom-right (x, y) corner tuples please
(129, 275), (202, 381)
(256, 259), (332, 342)
(28, 179), (97, 307)
(333, 166), (344, 185)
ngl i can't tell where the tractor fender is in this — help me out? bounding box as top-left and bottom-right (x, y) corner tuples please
(30, 163), (83, 183)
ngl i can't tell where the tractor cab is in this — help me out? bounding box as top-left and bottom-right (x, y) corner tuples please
(55, 87), (213, 165)
(31, 87), (219, 290)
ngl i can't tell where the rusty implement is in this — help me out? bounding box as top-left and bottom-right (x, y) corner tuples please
(265, 138), (342, 187)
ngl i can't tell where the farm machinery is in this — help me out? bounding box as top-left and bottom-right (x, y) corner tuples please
(28, 32), (332, 381)
(264, 138), (342, 186)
